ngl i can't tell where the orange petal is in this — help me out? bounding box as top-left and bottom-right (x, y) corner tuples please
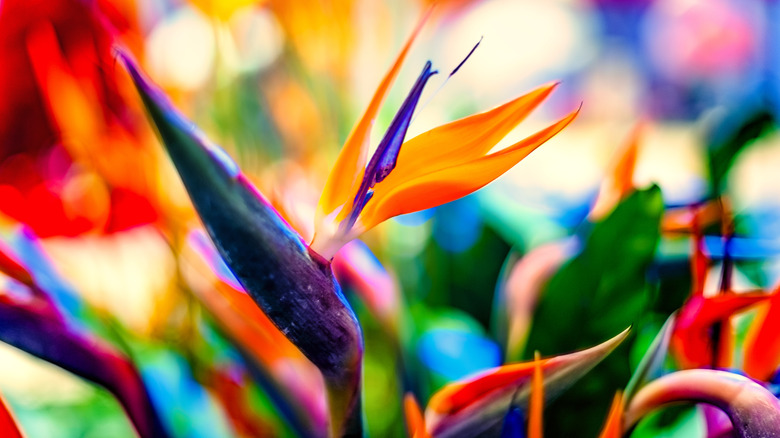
(388, 81), (559, 183)
(528, 351), (544, 438)
(590, 122), (642, 219)
(316, 8), (431, 219)
(404, 393), (430, 438)
(597, 391), (623, 438)
(361, 107), (580, 230)
(613, 125), (641, 199)
(500, 240), (575, 361)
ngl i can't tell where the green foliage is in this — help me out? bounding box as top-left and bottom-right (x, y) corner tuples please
(523, 185), (664, 437)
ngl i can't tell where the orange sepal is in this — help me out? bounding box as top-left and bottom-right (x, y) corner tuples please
(528, 351), (544, 438)
(391, 81), (560, 180)
(597, 391), (624, 438)
(317, 8), (432, 219)
(590, 122), (642, 219)
(404, 393), (430, 438)
(360, 107), (580, 230)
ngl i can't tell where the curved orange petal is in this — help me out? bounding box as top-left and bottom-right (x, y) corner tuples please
(598, 391), (623, 438)
(387, 81), (560, 184)
(360, 107), (580, 230)
(429, 361), (538, 416)
(528, 352), (544, 438)
(316, 8), (431, 219)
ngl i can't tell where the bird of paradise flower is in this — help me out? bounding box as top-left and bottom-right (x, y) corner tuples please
(117, 9), (579, 436)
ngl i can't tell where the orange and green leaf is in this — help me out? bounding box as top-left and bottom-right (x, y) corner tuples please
(425, 327), (628, 438)
(597, 392), (623, 438)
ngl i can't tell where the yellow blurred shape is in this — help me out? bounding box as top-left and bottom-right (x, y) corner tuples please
(146, 6), (216, 91)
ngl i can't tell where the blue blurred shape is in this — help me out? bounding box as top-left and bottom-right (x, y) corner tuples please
(704, 235), (780, 259)
(433, 197), (482, 253)
(418, 328), (501, 381)
(500, 406), (526, 438)
(140, 349), (233, 438)
(12, 227), (84, 325)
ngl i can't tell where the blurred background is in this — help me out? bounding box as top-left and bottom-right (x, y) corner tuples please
(0, 0), (779, 436)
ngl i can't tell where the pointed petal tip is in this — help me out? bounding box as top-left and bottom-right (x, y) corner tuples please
(598, 391), (624, 438)
(425, 328), (630, 437)
(404, 393), (429, 438)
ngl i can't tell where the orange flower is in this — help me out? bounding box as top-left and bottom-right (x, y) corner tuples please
(310, 13), (579, 258)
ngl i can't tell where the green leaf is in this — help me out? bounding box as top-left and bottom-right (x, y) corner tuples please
(523, 185), (664, 436)
(524, 185), (663, 354)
